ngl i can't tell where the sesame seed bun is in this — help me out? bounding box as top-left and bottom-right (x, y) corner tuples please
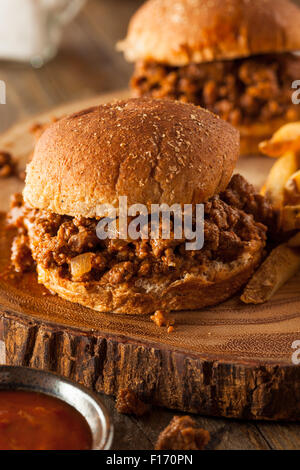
(118, 0), (300, 67)
(24, 98), (239, 218)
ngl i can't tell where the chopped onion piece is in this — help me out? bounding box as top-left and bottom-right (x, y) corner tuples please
(70, 253), (93, 280)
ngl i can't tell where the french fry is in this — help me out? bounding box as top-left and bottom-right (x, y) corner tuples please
(291, 169), (300, 192)
(281, 205), (300, 232)
(241, 243), (300, 304)
(259, 122), (300, 157)
(284, 169), (300, 203)
(287, 232), (300, 247)
(260, 183), (266, 197)
(264, 151), (299, 209)
(251, 125), (300, 303)
(285, 170), (300, 199)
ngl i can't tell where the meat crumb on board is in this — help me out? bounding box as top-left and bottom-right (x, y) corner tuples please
(0, 150), (27, 181)
(30, 117), (59, 141)
(155, 416), (210, 450)
(150, 309), (175, 333)
(0, 118), (60, 182)
(116, 389), (150, 416)
(0, 151), (15, 178)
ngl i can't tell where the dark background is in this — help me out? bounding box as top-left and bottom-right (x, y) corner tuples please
(0, 0), (143, 133)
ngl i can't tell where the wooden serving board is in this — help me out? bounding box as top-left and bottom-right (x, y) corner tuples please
(0, 90), (300, 421)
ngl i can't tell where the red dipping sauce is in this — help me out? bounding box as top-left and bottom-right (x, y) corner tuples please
(0, 390), (92, 450)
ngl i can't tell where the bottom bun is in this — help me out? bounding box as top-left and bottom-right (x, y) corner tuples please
(239, 116), (300, 155)
(37, 242), (264, 315)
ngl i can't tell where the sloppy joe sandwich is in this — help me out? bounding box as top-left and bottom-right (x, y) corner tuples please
(7, 98), (276, 315)
(118, 0), (300, 155)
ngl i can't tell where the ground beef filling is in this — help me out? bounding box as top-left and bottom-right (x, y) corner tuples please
(7, 175), (273, 285)
(115, 389), (150, 416)
(155, 416), (210, 451)
(131, 53), (300, 126)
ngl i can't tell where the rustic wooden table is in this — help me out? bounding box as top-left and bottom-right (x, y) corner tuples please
(0, 0), (299, 450)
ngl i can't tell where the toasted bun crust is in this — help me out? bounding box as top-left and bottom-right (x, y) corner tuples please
(118, 0), (300, 66)
(36, 243), (263, 315)
(24, 98), (239, 218)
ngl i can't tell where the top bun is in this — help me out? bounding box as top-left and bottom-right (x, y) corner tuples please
(118, 0), (300, 66)
(24, 98), (239, 218)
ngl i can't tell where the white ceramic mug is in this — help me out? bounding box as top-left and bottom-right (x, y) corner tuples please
(0, 0), (86, 65)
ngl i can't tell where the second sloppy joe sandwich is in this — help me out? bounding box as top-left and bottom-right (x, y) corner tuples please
(118, 0), (300, 155)
(7, 98), (276, 315)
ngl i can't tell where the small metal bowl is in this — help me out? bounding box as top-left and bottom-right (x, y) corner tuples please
(0, 365), (113, 450)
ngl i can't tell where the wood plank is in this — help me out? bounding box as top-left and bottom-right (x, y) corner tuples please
(88, 393), (272, 450)
(127, 408), (272, 450)
(256, 422), (300, 450)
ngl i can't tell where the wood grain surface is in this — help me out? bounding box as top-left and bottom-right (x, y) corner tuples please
(0, 0), (299, 450)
